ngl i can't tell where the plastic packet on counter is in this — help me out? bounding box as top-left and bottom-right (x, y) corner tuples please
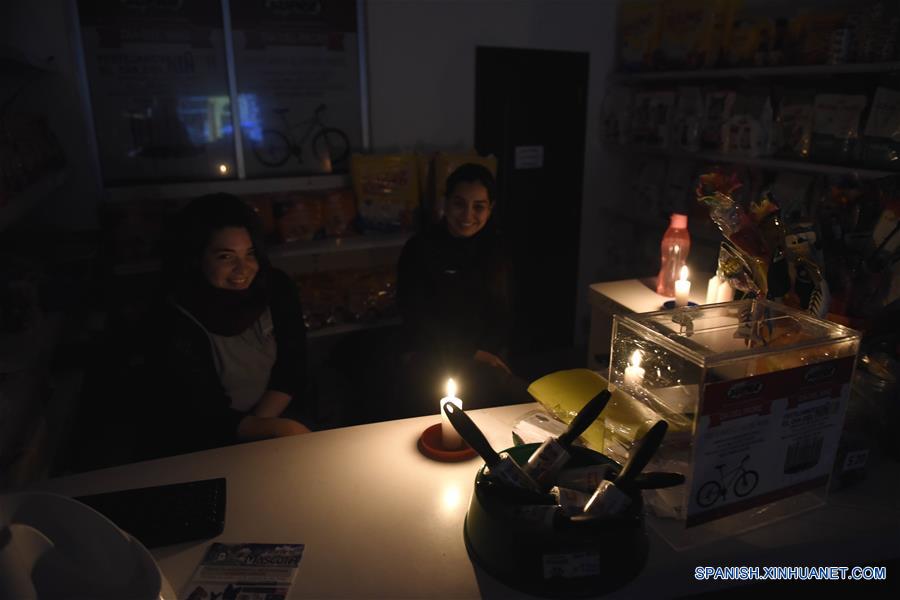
(526, 369), (666, 462)
(512, 409), (568, 446)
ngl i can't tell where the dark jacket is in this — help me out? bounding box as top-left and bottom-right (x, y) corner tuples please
(397, 221), (512, 366)
(138, 269), (306, 458)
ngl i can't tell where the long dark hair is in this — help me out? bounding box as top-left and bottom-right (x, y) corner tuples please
(162, 192), (270, 291)
(446, 163), (497, 206)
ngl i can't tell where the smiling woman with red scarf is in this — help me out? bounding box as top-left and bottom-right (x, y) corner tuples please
(138, 193), (311, 458)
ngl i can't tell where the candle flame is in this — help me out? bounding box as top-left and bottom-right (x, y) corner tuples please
(445, 378), (457, 398)
(630, 350), (642, 368)
(679, 265), (689, 281)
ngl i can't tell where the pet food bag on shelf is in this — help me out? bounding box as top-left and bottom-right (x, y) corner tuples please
(273, 192), (324, 243)
(658, 0), (734, 70)
(243, 193), (276, 237)
(618, 0), (662, 72)
(321, 188), (359, 238)
(351, 153), (419, 232)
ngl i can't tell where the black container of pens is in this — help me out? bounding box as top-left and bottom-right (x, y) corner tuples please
(463, 443), (649, 598)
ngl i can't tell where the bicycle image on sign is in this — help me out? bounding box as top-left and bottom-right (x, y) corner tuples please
(251, 104), (350, 171)
(695, 455), (759, 508)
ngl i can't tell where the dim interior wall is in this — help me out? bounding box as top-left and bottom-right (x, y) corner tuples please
(365, 0), (619, 348)
(3, 0), (620, 345)
(0, 0), (102, 231)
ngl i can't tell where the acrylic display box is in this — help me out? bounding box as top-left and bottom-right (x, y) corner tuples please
(609, 299), (860, 549)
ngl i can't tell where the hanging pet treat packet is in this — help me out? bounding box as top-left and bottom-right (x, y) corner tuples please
(862, 83), (900, 168)
(810, 93), (868, 163)
(720, 87), (774, 157)
(351, 154), (420, 232)
(433, 152), (497, 223)
(600, 86), (634, 145)
(769, 172), (814, 223)
(631, 91), (675, 147)
(700, 88), (735, 151)
(672, 87), (703, 152)
(773, 88), (815, 160)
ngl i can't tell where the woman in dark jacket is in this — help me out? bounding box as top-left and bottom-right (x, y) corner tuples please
(139, 193), (310, 458)
(396, 163), (530, 415)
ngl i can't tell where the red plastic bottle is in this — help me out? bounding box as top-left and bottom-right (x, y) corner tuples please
(656, 213), (691, 297)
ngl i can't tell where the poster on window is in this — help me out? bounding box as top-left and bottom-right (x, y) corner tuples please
(685, 356), (854, 527)
(78, 0), (236, 184)
(229, 0), (362, 177)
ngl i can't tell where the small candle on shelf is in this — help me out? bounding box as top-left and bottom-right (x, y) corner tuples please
(716, 280), (734, 303)
(706, 274), (721, 304)
(439, 378), (463, 450)
(674, 266), (691, 307)
(623, 350), (645, 387)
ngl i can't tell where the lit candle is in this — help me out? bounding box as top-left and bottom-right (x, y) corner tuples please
(440, 378), (463, 449)
(716, 280), (734, 303)
(674, 266), (691, 307)
(623, 350), (645, 387)
(706, 274), (721, 304)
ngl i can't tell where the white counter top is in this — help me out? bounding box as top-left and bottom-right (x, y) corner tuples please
(31, 404), (900, 598)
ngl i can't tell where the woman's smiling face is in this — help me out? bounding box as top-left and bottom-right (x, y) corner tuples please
(445, 180), (492, 238)
(201, 226), (259, 290)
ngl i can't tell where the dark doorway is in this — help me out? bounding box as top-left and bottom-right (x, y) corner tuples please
(475, 46), (588, 359)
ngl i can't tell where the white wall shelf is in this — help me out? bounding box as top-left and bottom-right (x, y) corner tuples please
(617, 144), (897, 179)
(113, 231), (411, 277)
(104, 174), (352, 203)
(613, 62), (900, 83)
(0, 169), (68, 231)
(269, 232), (411, 260)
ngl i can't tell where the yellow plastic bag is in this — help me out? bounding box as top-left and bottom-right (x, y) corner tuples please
(527, 369), (663, 459)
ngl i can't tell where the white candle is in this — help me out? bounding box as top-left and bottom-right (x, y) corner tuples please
(440, 378), (463, 449)
(716, 280), (734, 303)
(623, 350), (645, 387)
(706, 274), (721, 304)
(674, 266), (691, 307)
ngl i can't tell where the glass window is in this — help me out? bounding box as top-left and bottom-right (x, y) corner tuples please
(229, 0), (362, 177)
(78, 0), (236, 183)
